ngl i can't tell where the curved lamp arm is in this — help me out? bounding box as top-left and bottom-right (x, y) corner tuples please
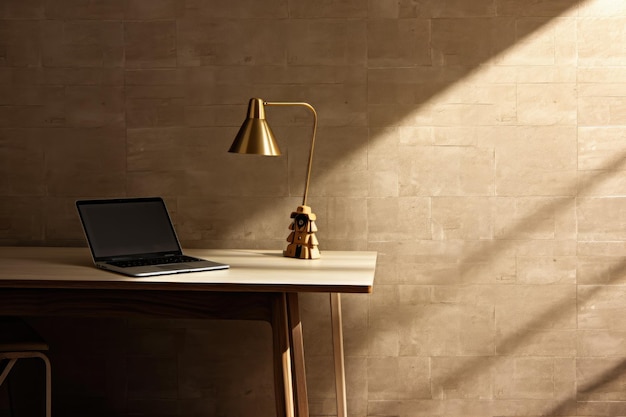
(265, 101), (318, 207)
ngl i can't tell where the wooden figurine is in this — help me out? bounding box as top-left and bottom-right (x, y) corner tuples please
(284, 205), (321, 259)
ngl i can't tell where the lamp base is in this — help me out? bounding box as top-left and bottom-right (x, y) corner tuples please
(284, 205), (320, 259)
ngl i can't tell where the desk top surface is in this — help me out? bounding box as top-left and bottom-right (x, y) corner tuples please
(0, 247), (376, 293)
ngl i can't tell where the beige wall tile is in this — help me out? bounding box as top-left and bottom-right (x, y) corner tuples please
(578, 0), (626, 16)
(433, 127), (477, 146)
(578, 401), (626, 416)
(579, 197), (626, 241)
(578, 358), (626, 401)
(514, 239), (577, 257)
(44, 128), (127, 196)
(125, 21), (177, 69)
(368, 170), (398, 197)
(126, 99), (185, 128)
(288, 20), (367, 66)
(579, 17), (626, 66)
(578, 256), (626, 286)
(182, 0), (288, 19)
(578, 330), (626, 357)
(494, 197), (576, 240)
(432, 18), (516, 66)
(430, 83), (517, 126)
(495, 127), (577, 196)
(432, 356), (494, 399)
(432, 197), (494, 240)
(0, 0), (44, 19)
(579, 259), (626, 291)
(0, 197), (44, 244)
(44, 197), (87, 244)
(320, 197), (367, 244)
(368, 285), (403, 356)
(578, 171), (626, 198)
(497, 0), (579, 17)
(368, 197), (431, 241)
(496, 18), (577, 65)
(516, 256), (576, 284)
(369, 0), (497, 18)
(368, 67), (447, 106)
(65, 85), (125, 127)
(0, 20), (41, 66)
(494, 358), (575, 400)
(368, 19), (430, 67)
(177, 18), (288, 67)
(401, 302), (495, 356)
(579, 241), (626, 257)
(400, 145), (494, 196)
(44, 0), (125, 19)
(125, 0), (182, 20)
(578, 127), (626, 171)
(579, 286), (626, 331)
(368, 357), (431, 400)
(495, 285), (577, 355)
(126, 171), (187, 199)
(579, 83), (626, 126)
(42, 20), (124, 68)
(516, 83), (577, 125)
(367, 0), (401, 18)
(0, 129), (45, 195)
(427, 0), (497, 17)
(579, 66), (626, 83)
(512, 66), (577, 84)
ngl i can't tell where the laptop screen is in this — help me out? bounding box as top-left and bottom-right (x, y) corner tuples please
(77, 198), (181, 260)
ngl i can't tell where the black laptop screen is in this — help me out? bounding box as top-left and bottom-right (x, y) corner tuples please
(77, 198), (181, 259)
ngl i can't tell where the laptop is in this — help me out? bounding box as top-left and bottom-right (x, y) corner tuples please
(76, 197), (229, 277)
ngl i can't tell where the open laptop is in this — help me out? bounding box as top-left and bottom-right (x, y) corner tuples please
(76, 197), (229, 277)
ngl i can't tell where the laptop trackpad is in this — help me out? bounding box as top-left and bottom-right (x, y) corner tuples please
(157, 264), (192, 270)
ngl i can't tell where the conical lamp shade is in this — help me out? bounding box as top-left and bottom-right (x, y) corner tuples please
(229, 98), (281, 156)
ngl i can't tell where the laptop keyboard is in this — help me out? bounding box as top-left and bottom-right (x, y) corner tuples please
(109, 255), (199, 268)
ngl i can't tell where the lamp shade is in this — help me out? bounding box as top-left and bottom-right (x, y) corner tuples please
(229, 98), (281, 156)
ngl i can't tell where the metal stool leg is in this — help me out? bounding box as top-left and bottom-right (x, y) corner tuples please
(34, 353), (51, 417)
(0, 352), (51, 417)
(0, 358), (18, 385)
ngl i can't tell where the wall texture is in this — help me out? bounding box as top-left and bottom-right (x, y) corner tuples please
(2, 0), (626, 416)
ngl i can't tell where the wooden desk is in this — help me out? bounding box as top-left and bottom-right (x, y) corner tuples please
(0, 247), (376, 417)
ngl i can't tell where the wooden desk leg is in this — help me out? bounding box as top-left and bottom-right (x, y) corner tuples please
(272, 293), (295, 417)
(286, 293), (309, 417)
(330, 293), (347, 417)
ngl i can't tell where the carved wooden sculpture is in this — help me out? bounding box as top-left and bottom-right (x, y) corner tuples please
(284, 205), (320, 259)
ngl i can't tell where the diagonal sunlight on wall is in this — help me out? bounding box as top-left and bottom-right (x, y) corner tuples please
(5, 0), (626, 414)
(129, 0), (623, 414)
(186, 1), (600, 412)
(198, 2), (591, 251)
(364, 13), (575, 131)
(419, 151), (626, 416)
(361, 1), (626, 415)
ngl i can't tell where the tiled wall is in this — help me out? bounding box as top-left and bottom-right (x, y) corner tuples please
(2, 0), (626, 416)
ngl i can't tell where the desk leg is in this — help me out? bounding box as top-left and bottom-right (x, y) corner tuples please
(330, 293), (347, 417)
(286, 293), (309, 417)
(272, 293), (295, 417)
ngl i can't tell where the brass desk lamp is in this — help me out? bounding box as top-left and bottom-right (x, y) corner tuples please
(229, 98), (320, 259)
